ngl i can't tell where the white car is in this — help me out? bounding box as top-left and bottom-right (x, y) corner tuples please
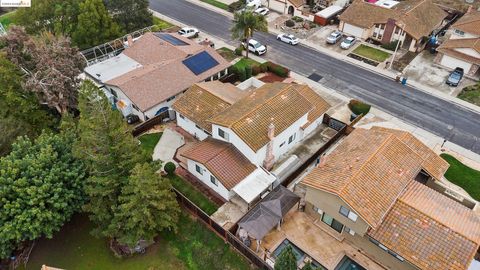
(254, 7), (269, 16)
(276, 33), (299, 45)
(326, 31), (342, 44)
(178, 27), (199, 38)
(340, 36), (356, 49)
(242, 39), (267, 55)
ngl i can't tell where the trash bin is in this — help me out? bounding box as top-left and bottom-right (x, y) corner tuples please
(401, 77), (408, 85)
(395, 75), (401, 82)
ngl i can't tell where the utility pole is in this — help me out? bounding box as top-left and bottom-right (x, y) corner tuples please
(389, 23), (405, 70)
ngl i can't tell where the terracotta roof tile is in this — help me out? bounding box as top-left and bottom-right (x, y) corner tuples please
(339, 0), (447, 40)
(452, 10), (480, 36)
(209, 83), (316, 151)
(172, 82), (246, 132)
(302, 127), (449, 228)
(368, 182), (480, 270)
(293, 84), (331, 128)
(181, 138), (257, 189)
(105, 33), (230, 111)
(289, 0), (305, 8)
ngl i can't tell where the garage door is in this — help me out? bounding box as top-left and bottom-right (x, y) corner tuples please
(440, 55), (472, 72)
(342, 23), (365, 38)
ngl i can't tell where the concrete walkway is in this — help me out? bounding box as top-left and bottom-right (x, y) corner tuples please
(152, 127), (184, 165)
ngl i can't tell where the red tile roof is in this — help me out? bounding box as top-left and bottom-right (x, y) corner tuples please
(181, 138), (257, 190)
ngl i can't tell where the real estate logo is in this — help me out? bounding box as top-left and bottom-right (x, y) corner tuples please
(1, 0), (30, 7)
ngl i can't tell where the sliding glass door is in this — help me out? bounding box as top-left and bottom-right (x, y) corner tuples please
(321, 213), (344, 233)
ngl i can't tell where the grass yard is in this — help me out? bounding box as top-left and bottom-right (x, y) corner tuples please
(200, 0), (229, 10)
(0, 11), (16, 29)
(138, 132), (162, 157)
(458, 84), (480, 107)
(217, 47), (238, 62)
(234, 58), (261, 70)
(152, 17), (174, 31)
(440, 153), (480, 201)
(168, 174), (219, 215)
(23, 213), (252, 270)
(352, 45), (391, 63)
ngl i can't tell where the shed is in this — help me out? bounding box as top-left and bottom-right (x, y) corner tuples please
(314, 6), (343, 25)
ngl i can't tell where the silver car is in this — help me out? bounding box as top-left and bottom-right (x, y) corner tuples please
(340, 36), (357, 49)
(326, 31), (342, 44)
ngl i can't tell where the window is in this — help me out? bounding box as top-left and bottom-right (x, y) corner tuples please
(110, 89), (118, 98)
(372, 32), (377, 38)
(210, 175), (218, 186)
(132, 104), (140, 111)
(179, 114), (185, 120)
(339, 206), (358, 221)
(166, 95), (175, 102)
(344, 227), (355, 236)
(279, 141), (286, 147)
(321, 213), (344, 233)
(454, 29), (465, 36)
(195, 164), (203, 175)
(395, 27), (400, 34)
(288, 133), (296, 144)
(218, 128), (229, 140)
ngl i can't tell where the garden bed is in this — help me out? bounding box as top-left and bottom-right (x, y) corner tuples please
(352, 45), (391, 63)
(347, 53), (379, 67)
(440, 153), (480, 201)
(0, 11), (16, 29)
(200, 0), (229, 11)
(458, 83), (480, 107)
(216, 47), (237, 62)
(260, 72), (285, 83)
(168, 174), (219, 215)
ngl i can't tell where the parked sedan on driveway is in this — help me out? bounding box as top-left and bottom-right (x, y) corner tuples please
(326, 31), (342, 44)
(340, 36), (357, 49)
(254, 7), (269, 15)
(446, 67), (464, 87)
(276, 33), (299, 45)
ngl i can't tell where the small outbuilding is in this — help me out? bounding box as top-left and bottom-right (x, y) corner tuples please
(314, 6), (343, 26)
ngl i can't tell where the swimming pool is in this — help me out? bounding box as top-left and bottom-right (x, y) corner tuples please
(335, 255), (367, 270)
(272, 239), (327, 269)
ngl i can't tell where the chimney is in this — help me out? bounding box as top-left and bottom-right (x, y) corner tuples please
(263, 123), (275, 170)
(127, 35), (133, 47)
(467, 5), (473, 13)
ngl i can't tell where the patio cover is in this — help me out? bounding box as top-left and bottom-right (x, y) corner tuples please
(232, 169), (277, 204)
(237, 186), (300, 240)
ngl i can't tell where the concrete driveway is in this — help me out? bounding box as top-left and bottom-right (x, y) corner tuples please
(152, 127), (184, 165)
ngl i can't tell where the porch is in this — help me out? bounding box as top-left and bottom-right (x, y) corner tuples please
(255, 210), (386, 270)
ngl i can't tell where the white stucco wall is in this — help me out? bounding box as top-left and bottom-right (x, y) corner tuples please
(187, 159), (233, 200)
(105, 85), (142, 119)
(302, 115), (324, 137)
(176, 113), (210, 140)
(455, 48), (480, 59)
(268, 0), (287, 14)
(440, 54), (473, 71)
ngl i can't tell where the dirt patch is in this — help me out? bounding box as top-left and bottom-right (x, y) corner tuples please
(392, 51), (418, 72)
(259, 72), (285, 83)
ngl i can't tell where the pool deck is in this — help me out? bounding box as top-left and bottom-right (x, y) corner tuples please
(255, 210), (386, 270)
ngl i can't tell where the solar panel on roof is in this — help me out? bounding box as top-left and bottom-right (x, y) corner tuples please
(154, 33), (188, 46)
(182, 51), (219, 75)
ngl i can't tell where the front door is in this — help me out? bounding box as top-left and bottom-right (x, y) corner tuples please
(321, 213), (344, 233)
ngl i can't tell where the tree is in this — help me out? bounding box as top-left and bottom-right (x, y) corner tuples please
(0, 53), (57, 155)
(230, 10), (267, 58)
(74, 80), (148, 238)
(274, 246), (297, 270)
(72, 0), (121, 49)
(301, 262), (314, 270)
(14, 0), (80, 36)
(1, 27), (86, 114)
(104, 0), (153, 33)
(113, 162), (179, 248)
(0, 120), (86, 258)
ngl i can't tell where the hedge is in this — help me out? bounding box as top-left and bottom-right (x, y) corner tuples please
(238, 66), (246, 81)
(266, 61), (289, 78)
(245, 65), (252, 79)
(348, 99), (371, 115)
(381, 40), (399, 51)
(234, 46), (243, 56)
(228, 0), (243, 12)
(252, 65), (261, 76)
(164, 162), (176, 175)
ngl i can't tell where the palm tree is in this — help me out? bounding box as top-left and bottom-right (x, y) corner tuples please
(230, 10), (268, 58)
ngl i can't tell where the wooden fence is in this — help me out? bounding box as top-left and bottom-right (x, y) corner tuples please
(173, 189), (273, 270)
(132, 111), (169, 137)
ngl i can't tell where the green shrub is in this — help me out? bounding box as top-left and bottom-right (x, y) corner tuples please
(260, 62), (268, 72)
(164, 162), (176, 175)
(381, 40), (399, 51)
(309, 22), (317, 28)
(228, 65), (239, 75)
(237, 66), (246, 81)
(285, 20), (295, 27)
(252, 65), (261, 75)
(348, 99), (371, 115)
(228, 0), (243, 12)
(245, 65), (252, 79)
(292, 16), (304, 22)
(267, 61), (289, 78)
(234, 46), (243, 56)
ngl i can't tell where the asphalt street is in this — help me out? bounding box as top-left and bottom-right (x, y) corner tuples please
(149, 0), (480, 154)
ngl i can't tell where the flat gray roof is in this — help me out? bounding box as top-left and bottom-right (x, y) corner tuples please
(84, 54), (141, 83)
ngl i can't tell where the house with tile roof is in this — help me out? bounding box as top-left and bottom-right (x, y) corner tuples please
(300, 127), (480, 270)
(84, 32), (230, 121)
(339, 0), (447, 52)
(173, 79), (331, 203)
(436, 8), (480, 76)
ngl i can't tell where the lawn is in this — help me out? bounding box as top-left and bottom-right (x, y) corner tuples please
(233, 58), (261, 70)
(0, 11), (16, 29)
(352, 45), (391, 63)
(152, 17), (174, 31)
(138, 132), (162, 157)
(458, 83), (480, 106)
(217, 47), (238, 62)
(23, 213), (252, 270)
(168, 174), (219, 215)
(200, 0), (229, 10)
(440, 153), (480, 201)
